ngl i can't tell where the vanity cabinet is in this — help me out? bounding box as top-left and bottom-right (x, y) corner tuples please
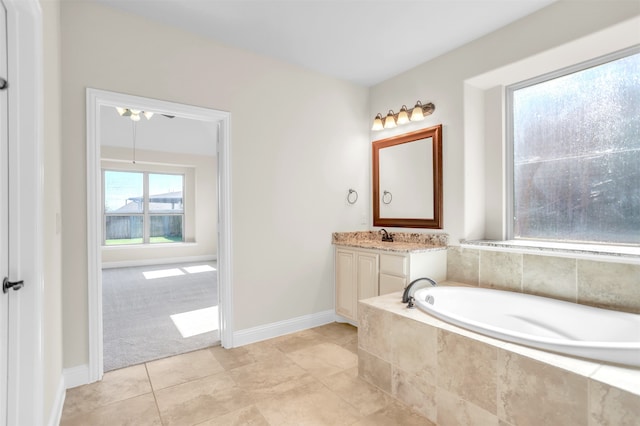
(335, 245), (446, 324)
(335, 248), (378, 321)
(379, 251), (446, 294)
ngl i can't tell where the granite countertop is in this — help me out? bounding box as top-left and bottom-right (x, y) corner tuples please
(332, 231), (448, 253)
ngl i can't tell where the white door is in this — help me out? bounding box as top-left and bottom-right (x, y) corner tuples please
(0, 3), (9, 423)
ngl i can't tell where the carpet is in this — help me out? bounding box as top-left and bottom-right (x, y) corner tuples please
(102, 261), (219, 371)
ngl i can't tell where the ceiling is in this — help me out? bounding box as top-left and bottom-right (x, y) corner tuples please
(95, 0), (556, 87)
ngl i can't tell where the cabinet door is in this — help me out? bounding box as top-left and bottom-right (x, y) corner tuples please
(335, 249), (356, 320)
(357, 253), (379, 301)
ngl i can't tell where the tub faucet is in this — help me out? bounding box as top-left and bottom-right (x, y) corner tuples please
(402, 277), (437, 308)
(380, 228), (393, 242)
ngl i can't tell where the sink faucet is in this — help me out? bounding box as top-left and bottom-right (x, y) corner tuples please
(402, 277), (437, 308)
(380, 228), (394, 242)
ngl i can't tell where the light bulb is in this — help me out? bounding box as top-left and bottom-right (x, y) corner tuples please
(397, 105), (410, 125)
(116, 107), (127, 116)
(410, 101), (425, 121)
(371, 113), (384, 131)
(143, 111), (154, 120)
(383, 110), (397, 129)
(130, 113), (141, 122)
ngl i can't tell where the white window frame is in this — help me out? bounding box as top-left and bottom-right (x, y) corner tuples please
(505, 45), (640, 246)
(102, 169), (185, 245)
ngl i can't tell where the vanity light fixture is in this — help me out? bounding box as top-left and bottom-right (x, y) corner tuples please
(383, 110), (397, 129)
(372, 113), (384, 131)
(371, 101), (435, 131)
(397, 105), (410, 125)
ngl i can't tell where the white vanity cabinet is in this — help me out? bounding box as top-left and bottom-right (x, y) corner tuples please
(335, 248), (379, 322)
(379, 251), (447, 295)
(335, 245), (446, 324)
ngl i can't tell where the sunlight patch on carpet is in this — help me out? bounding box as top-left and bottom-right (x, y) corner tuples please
(143, 268), (185, 280)
(170, 306), (219, 338)
(183, 264), (217, 274)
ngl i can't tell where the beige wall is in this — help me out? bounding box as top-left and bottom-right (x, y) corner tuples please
(61, 2), (370, 368)
(42, 0), (64, 420)
(100, 146), (217, 264)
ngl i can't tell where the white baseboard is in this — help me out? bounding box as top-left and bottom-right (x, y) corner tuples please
(233, 309), (336, 347)
(63, 364), (90, 389)
(47, 375), (66, 426)
(102, 254), (217, 269)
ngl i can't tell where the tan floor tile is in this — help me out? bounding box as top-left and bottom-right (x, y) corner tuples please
(155, 372), (252, 426)
(243, 339), (284, 362)
(320, 368), (393, 417)
(60, 393), (161, 426)
(312, 322), (358, 345)
(62, 364), (151, 418)
(287, 342), (357, 378)
(271, 328), (326, 353)
(229, 352), (315, 400)
(146, 348), (224, 390)
(256, 381), (362, 425)
(210, 345), (255, 370)
(352, 399), (435, 426)
(341, 335), (359, 354)
(195, 405), (270, 426)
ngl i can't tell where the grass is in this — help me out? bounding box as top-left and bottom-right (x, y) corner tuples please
(105, 236), (183, 245)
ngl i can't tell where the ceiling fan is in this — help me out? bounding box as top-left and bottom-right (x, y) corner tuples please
(115, 107), (175, 121)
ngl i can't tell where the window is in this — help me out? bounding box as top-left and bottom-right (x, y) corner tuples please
(508, 48), (640, 246)
(104, 170), (184, 245)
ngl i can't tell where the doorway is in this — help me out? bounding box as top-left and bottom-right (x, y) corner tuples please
(86, 89), (233, 382)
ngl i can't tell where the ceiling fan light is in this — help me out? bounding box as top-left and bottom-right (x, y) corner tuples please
(383, 110), (397, 129)
(116, 107), (127, 116)
(371, 113), (384, 131)
(397, 105), (410, 125)
(130, 113), (141, 122)
(143, 111), (154, 120)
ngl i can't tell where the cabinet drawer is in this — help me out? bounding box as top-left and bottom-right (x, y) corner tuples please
(380, 254), (408, 277)
(379, 273), (407, 295)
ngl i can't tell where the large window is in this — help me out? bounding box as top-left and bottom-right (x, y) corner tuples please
(508, 48), (640, 246)
(104, 170), (184, 245)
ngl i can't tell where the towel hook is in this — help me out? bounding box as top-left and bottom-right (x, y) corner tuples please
(347, 189), (358, 205)
(382, 190), (393, 204)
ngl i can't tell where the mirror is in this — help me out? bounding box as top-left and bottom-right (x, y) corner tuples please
(373, 125), (443, 228)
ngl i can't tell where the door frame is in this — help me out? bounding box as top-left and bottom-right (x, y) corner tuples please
(86, 89), (234, 382)
(3, 0), (44, 424)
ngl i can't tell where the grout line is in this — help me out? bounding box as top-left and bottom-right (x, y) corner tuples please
(145, 363), (165, 426)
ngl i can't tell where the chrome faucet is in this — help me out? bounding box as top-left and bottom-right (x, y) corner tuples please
(380, 228), (394, 242)
(402, 277), (437, 308)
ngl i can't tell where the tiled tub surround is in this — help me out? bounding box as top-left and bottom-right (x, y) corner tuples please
(447, 246), (640, 314)
(358, 292), (640, 425)
(332, 231), (448, 252)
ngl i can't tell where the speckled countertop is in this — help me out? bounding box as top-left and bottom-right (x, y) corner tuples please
(332, 231), (448, 253)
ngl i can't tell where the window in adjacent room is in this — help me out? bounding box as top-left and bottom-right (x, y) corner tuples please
(507, 47), (640, 246)
(103, 170), (185, 245)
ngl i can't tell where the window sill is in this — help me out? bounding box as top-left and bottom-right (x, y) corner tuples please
(102, 242), (198, 250)
(460, 239), (640, 264)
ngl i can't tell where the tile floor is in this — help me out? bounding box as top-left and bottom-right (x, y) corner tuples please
(61, 322), (433, 425)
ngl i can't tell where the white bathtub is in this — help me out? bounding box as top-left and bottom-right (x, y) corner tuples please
(413, 286), (640, 367)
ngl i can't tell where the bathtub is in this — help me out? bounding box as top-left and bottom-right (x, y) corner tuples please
(412, 286), (640, 367)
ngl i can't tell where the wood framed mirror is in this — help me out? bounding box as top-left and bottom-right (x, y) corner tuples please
(372, 124), (443, 228)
